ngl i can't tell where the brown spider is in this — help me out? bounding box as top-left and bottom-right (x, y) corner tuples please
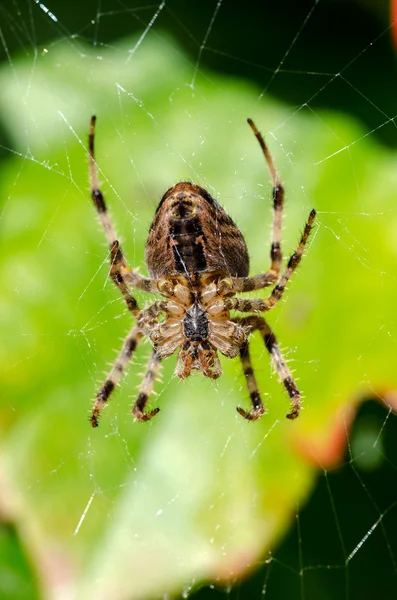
(88, 116), (316, 427)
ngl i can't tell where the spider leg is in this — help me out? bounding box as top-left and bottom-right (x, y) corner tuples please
(237, 316), (301, 420)
(88, 117), (119, 248)
(90, 326), (143, 427)
(248, 118), (283, 277)
(132, 352), (162, 421)
(88, 117), (159, 314)
(108, 241), (140, 316)
(137, 300), (167, 336)
(225, 208), (316, 312)
(221, 118), (283, 293)
(236, 339), (265, 421)
(220, 118), (315, 294)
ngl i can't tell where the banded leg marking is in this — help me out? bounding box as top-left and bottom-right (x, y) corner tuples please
(236, 342), (265, 421)
(89, 117), (161, 306)
(227, 119), (316, 294)
(238, 316), (301, 420)
(268, 208), (316, 309)
(226, 119), (284, 294)
(247, 118), (283, 276)
(90, 327), (143, 427)
(89, 116), (144, 316)
(109, 241), (141, 316)
(137, 300), (167, 336)
(226, 208), (316, 312)
(89, 116), (119, 247)
(132, 352), (162, 422)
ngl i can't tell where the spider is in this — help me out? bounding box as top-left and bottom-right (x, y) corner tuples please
(88, 116), (316, 427)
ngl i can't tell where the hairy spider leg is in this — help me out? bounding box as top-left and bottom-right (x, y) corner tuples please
(89, 117), (168, 427)
(224, 118), (284, 293)
(237, 340), (265, 421)
(132, 352), (162, 421)
(228, 119), (316, 293)
(248, 118), (283, 276)
(225, 208), (316, 313)
(89, 117), (160, 305)
(90, 327), (143, 427)
(237, 316), (301, 420)
(88, 116), (142, 315)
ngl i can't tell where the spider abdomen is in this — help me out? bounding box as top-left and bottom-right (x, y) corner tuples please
(169, 217), (207, 273)
(146, 182), (250, 278)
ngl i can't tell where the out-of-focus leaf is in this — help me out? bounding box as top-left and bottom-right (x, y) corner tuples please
(0, 520), (39, 600)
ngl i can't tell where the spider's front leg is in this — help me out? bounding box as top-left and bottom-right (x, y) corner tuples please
(225, 118), (285, 294)
(88, 117), (160, 318)
(139, 294), (187, 359)
(131, 299), (187, 422)
(90, 326), (143, 427)
(221, 208), (316, 313)
(132, 352), (162, 422)
(236, 316), (301, 420)
(90, 300), (167, 427)
(236, 339), (265, 421)
(220, 118), (316, 294)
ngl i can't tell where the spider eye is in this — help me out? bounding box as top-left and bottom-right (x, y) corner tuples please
(168, 192), (198, 219)
(169, 200), (197, 219)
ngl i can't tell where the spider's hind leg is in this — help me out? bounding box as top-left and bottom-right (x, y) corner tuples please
(88, 117), (159, 312)
(237, 341), (265, 421)
(236, 316), (301, 420)
(132, 351), (162, 422)
(91, 326), (143, 427)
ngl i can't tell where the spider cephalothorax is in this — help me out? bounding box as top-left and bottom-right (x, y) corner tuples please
(138, 272), (246, 382)
(87, 116), (316, 427)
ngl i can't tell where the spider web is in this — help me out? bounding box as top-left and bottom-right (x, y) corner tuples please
(0, 1), (397, 599)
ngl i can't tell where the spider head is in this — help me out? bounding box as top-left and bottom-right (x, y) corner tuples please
(175, 303), (222, 379)
(168, 190), (198, 220)
(176, 341), (222, 380)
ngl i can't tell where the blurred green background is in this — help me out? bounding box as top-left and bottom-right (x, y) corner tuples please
(0, 1), (397, 599)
